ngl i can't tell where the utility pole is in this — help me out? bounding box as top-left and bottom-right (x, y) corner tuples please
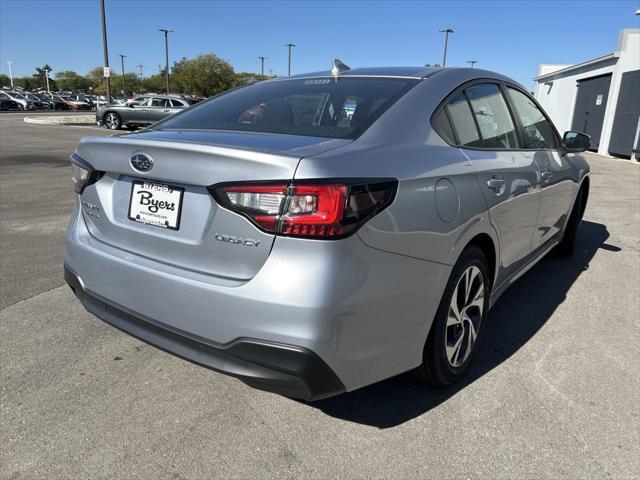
(466, 60), (477, 68)
(5, 61), (13, 88)
(136, 64), (144, 79)
(158, 28), (172, 94)
(119, 54), (126, 96)
(44, 68), (50, 93)
(258, 56), (266, 77)
(100, 0), (112, 103)
(284, 43), (295, 76)
(438, 28), (454, 68)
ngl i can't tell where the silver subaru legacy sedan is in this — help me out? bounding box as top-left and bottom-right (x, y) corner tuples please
(65, 62), (591, 400)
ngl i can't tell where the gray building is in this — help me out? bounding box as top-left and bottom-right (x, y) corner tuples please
(534, 29), (640, 160)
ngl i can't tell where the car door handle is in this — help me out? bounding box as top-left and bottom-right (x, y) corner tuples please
(487, 177), (505, 190)
(163, 109), (170, 112)
(541, 171), (554, 180)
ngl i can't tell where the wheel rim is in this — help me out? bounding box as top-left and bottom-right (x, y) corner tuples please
(105, 113), (118, 129)
(445, 265), (484, 367)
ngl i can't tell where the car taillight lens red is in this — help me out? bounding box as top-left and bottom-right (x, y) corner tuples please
(212, 180), (397, 239)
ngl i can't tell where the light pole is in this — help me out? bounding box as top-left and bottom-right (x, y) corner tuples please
(438, 28), (454, 68)
(44, 68), (50, 93)
(136, 64), (144, 80)
(258, 56), (266, 77)
(284, 43), (295, 76)
(5, 61), (13, 88)
(158, 28), (173, 94)
(467, 60), (477, 68)
(100, 0), (112, 103)
(119, 54), (126, 97)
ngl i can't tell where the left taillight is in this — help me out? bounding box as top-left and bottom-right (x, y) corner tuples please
(211, 179), (397, 239)
(70, 153), (102, 194)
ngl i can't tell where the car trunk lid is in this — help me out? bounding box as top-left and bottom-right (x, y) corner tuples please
(75, 131), (351, 280)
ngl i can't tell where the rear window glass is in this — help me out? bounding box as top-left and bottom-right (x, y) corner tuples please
(155, 77), (419, 139)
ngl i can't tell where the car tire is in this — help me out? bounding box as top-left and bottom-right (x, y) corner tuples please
(416, 245), (490, 386)
(555, 188), (585, 257)
(104, 112), (122, 130)
(17, 104), (24, 111)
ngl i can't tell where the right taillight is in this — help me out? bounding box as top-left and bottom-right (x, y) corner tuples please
(212, 179), (397, 239)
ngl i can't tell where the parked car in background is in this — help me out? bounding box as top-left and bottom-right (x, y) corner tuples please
(96, 95), (194, 129)
(65, 94), (96, 110)
(0, 94), (22, 111)
(3, 91), (44, 110)
(66, 64), (591, 400)
(34, 93), (70, 111)
(61, 96), (92, 111)
(21, 92), (51, 110)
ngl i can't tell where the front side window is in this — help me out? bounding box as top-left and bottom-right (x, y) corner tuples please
(156, 77), (419, 139)
(466, 83), (518, 149)
(131, 96), (150, 105)
(445, 92), (482, 147)
(507, 88), (558, 149)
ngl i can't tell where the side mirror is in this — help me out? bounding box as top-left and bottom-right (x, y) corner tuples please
(562, 131), (590, 153)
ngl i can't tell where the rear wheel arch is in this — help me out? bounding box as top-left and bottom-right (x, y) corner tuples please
(464, 233), (497, 291)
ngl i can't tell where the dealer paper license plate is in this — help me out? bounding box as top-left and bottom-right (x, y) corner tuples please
(128, 180), (184, 230)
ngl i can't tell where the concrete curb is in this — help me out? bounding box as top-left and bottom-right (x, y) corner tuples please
(24, 115), (95, 126)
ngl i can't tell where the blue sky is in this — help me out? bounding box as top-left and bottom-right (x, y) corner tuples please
(1, 0), (638, 88)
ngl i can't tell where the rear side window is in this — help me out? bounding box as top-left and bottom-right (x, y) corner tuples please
(155, 77), (419, 139)
(507, 87), (558, 149)
(445, 92), (482, 147)
(170, 99), (186, 107)
(152, 98), (169, 107)
(465, 84), (518, 149)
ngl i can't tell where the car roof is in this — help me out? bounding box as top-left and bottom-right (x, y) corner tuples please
(285, 66), (441, 80)
(274, 66), (520, 88)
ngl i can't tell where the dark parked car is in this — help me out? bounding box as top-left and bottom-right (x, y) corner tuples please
(0, 96), (22, 111)
(96, 95), (194, 129)
(2, 91), (44, 110)
(35, 93), (70, 111)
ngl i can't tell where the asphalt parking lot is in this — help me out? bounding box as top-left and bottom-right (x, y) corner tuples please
(1, 111), (639, 479)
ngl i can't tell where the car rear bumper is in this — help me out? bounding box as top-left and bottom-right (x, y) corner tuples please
(64, 202), (450, 395)
(64, 265), (344, 400)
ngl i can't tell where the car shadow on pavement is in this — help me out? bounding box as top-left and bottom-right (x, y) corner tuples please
(308, 221), (616, 428)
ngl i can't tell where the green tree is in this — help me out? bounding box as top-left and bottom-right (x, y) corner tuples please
(0, 73), (10, 88)
(139, 73), (166, 94)
(86, 66), (109, 94)
(233, 71), (268, 87)
(55, 70), (90, 91)
(32, 65), (56, 91)
(170, 53), (235, 96)
(14, 76), (36, 90)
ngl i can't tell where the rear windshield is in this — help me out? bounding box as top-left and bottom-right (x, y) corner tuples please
(155, 77), (419, 139)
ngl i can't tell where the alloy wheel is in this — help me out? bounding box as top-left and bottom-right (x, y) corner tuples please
(105, 113), (119, 129)
(445, 265), (484, 367)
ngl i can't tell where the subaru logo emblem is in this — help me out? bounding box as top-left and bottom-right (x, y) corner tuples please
(130, 152), (154, 172)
